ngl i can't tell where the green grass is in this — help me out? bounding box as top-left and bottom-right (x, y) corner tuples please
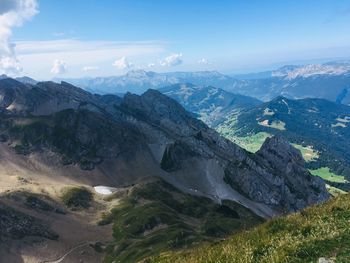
(218, 132), (271, 153)
(292, 144), (319, 162)
(258, 120), (286, 131)
(310, 167), (349, 184)
(151, 193), (350, 263)
(102, 181), (262, 263)
(61, 186), (93, 209)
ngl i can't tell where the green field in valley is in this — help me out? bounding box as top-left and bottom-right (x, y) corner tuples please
(310, 167), (349, 184)
(292, 144), (319, 162)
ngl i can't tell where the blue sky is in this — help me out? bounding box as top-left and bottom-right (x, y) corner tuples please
(2, 0), (350, 79)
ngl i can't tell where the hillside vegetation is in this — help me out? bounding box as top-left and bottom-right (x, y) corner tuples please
(151, 193), (350, 263)
(101, 181), (262, 263)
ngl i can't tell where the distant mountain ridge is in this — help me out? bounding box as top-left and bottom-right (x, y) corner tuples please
(58, 60), (350, 105)
(159, 83), (261, 126)
(271, 61), (350, 79)
(56, 70), (232, 95)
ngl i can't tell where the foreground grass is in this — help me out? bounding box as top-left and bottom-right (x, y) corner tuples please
(310, 167), (349, 184)
(151, 194), (350, 263)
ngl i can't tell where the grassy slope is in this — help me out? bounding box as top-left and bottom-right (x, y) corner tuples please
(101, 181), (262, 263)
(151, 193), (350, 263)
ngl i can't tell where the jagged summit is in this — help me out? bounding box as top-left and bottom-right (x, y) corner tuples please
(257, 136), (329, 211)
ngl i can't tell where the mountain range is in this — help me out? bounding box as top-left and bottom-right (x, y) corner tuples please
(0, 77), (329, 262)
(56, 61), (350, 105)
(159, 83), (261, 126)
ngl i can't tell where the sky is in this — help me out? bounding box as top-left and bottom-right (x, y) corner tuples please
(1, 0), (350, 79)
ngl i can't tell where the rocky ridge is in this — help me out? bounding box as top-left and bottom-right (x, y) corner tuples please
(0, 77), (330, 218)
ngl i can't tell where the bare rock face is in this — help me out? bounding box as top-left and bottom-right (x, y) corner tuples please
(120, 89), (329, 214)
(256, 136), (329, 211)
(122, 89), (207, 137)
(223, 136), (329, 212)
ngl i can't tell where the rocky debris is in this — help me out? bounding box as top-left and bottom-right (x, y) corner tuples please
(0, 203), (58, 240)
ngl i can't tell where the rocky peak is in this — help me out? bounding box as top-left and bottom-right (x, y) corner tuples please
(15, 76), (38, 85)
(0, 78), (31, 110)
(254, 135), (330, 211)
(257, 135), (305, 167)
(122, 89), (207, 136)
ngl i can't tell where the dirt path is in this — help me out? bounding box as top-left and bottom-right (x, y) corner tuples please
(40, 242), (93, 263)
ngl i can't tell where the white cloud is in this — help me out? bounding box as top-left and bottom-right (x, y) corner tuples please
(198, 58), (211, 65)
(159, 53), (183, 67)
(15, 39), (165, 79)
(112, 56), (133, 69)
(82, 66), (99, 72)
(51, 59), (67, 74)
(147, 63), (155, 68)
(0, 0), (38, 75)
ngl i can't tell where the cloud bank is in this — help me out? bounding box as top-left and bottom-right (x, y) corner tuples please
(51, 59), (67, 74)
(159, 53), (183, 67)
(0, 0), (38, 75)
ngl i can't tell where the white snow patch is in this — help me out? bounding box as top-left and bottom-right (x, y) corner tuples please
(94, 186), (114, 195)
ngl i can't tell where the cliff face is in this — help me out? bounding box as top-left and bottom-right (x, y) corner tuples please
(230, 135), (329, 212)
(0, 78), (329, 217)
